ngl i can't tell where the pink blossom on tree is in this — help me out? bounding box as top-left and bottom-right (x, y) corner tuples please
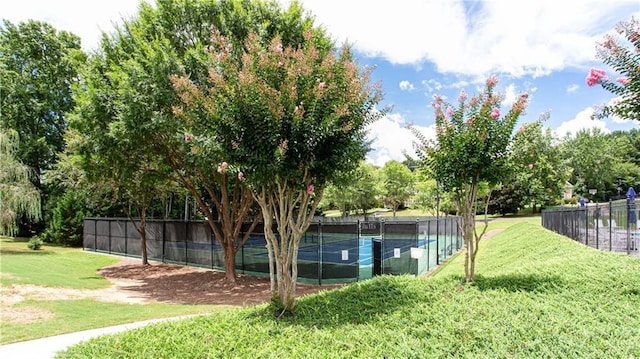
(586, 68), (607, 87)
(458, 89), (467, 102)
(491, 108), (501, 119)
(617, 77), (630, 86)
(446, 107), (454, 117)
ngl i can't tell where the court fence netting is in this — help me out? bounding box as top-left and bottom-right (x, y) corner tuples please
(83, 216), (463, 285)
(541, 198), (639, 256)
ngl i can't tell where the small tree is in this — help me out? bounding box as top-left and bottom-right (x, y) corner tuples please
(0, 129), (41, 236)
(173, 28), (382, 313)
(411, 77), (529, 282)
(587, 16), (639, 122)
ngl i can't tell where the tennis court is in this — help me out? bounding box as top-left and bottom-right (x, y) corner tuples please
(84, 217), (462, 284)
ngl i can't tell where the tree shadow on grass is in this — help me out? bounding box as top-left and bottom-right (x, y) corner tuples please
(267, 275), (433, 328)
(471, 273), (566, 293)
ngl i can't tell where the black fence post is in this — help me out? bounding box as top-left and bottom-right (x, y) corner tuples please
(185, 220), (189, 265)
(108, 219), (112, 254)
(436, 217), (440, 265)
(124, 220), (128, 257)
(94, 219), (97, 251)
(318, 221), (322, 286)
(609, 200), (613, 252)
(162, 221), (166, 263)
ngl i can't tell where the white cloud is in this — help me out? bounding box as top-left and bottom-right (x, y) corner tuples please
(502, 84), (518, 107)
(3, 0), (141, 51)
(365, 113), (436, 167)
(554, 107), (610, 139)
(399, 80), (415, 91)
(421, 79), (443, 93)
(567, 84), (580, 93)
(289, 0), (637, 78)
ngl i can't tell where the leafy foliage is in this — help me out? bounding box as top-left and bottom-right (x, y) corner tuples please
(0, 129), (41, 236)
(0, 20), (83, 182)
(588, 16), (639, 122)
(509, 119), (567, 211)
(381, 160), (414, 216)
(559, 128), (626, 201)
(320, 162), (382, 217)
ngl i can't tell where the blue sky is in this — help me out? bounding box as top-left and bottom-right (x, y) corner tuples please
(4, 0), (639, 166)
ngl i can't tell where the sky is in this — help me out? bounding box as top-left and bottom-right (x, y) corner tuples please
(3, 0), (639, 166)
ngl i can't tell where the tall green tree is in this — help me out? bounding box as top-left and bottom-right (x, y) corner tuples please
(0, 129), (41, 236)
(411, 77), (529, 282)
(72, 0), (315, 279)
(510, 120), (567, 212)
(381, 160), (414, 217)
(587, 16), (639, 122)
(0, 20), (83, 185)
(559, 128), (623, 202)
(173, 26), (383, 313)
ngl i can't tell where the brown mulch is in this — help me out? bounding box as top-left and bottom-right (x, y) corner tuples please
(97, 258), (342, 306)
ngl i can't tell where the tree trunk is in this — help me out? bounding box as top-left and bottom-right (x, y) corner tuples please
(223, 240), (237, 283)
(140, 219), (149, 265)
(255, 181), (321, 315)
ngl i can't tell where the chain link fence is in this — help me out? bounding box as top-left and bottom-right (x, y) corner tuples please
(83, 216), (463, 284)
(541, 199), (639, 256)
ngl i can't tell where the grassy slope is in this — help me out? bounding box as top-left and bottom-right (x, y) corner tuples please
(58, 222), (640, 359)
(0, 238), (227, 344)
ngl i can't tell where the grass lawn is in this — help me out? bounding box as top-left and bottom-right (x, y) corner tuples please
(57, 220), (640, 358)
(0, 238), (228, 344)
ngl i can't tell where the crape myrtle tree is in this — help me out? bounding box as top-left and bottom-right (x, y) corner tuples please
(586, 16), (639, 122)
(172, 28), (383, 313)
(72, 0), (313, 282)
(0, 129), (41, 236)
(410, 76), (529, 282)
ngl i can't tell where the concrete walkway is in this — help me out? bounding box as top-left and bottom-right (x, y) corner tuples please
(0, 316), (197, 358)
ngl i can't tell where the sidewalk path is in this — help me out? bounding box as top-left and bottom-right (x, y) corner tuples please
(0, 315), (197, 358)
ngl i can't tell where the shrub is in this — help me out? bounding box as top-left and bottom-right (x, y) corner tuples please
(27, 236), (43, 250)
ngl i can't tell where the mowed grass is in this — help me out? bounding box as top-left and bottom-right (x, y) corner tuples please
(58, 221), (640, 358)
(1, 238), (119, 288)
(0, 238), (227, 344)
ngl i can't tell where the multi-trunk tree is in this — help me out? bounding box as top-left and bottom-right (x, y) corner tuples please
(71, 0), (315, 280)
(172, 27), (383, 313)
(411, 77), (529, 282)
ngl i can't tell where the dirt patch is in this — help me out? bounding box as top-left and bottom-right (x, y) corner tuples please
(1, 257), (341, 324)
